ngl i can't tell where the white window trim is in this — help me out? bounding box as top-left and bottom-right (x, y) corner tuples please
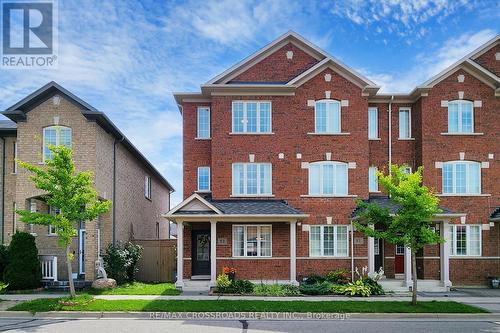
(450, 225), (482, 257)
(232, 163), (273, 196)
(309, 225), (349, 257)
(308, 161), (348, 196)
(196, 106), (211, 139)
(231, 101), (272, 134)
(398, 107), (412, 139)
(447, 100), (474, 134)
(369, 166), (378, 192)
(314, 99), (342, 134)
(145, 175), (152, 200)
(42, 126), (72, 162)
(368, 107), (379, 139)
(232, 224), (272, 258)
(197, 166), (211, 192)
(442, 160), (481, 195)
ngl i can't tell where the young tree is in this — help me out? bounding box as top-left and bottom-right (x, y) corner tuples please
(16, 145), (111, 297)
(354, 164), (442, 305)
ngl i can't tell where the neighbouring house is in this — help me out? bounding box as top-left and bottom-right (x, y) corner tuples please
(0, 82), (174, 284)
(167, 31), (500, 291)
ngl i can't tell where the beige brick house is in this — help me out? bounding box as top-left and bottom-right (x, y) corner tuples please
(0, 82), (174, 283)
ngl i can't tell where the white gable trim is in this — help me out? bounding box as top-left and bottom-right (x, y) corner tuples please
(166, 193), (223, 216)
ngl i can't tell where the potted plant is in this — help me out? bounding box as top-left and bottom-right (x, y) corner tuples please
(223, 267), (236, 281)
(488, 276), (499, 289)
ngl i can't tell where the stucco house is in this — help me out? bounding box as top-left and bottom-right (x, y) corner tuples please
(167, 31), (499, 291)
(0, 82), (174, 284)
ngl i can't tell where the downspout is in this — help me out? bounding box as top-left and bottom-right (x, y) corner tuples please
(350, 219), (354, 281)
(388, 95), (394, 174)
(112, 136), (125, 244)
(0, 137), (4, 244)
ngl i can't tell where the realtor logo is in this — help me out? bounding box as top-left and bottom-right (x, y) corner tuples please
(1, 0), (58, 68)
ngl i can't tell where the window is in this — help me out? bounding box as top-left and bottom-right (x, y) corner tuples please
(308, 161), (348, 196)
(315, 100), (341, 134)
(48, 206), (60, 235)
(197, 107), (210, 138)
(450, 225), (481, 256)
(145, 175), (152, 199)
(233, 225), (272, 257)
(369, 166), (378, 192)
(12, 141), (17, 173)
(442, 161), (480, 194)
(310, 225), (348, 257)
(43, 126), (72, 161)
(399, 108), (411, 139)
(232, 101), (272, 133)
(232, 163), (272, 196)
(368, 107), (378, 139)
(197, 166), (210, 192)
(448, 100), (473, 133)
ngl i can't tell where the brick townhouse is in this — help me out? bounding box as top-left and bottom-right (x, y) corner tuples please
(0, 82), (174, 283)
(167, 31), (500, 290)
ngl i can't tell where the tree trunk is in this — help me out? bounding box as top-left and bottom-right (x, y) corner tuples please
(411, 249), (418, 305)
(66, 245), (76, 298)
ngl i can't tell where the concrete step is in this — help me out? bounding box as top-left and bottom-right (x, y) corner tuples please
(182, 280), (211, 292)
(379, 279), (447, 292)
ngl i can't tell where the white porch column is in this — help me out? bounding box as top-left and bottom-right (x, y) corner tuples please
(175, 221), (184, 288)
(289, 221), (298, 285)
(367, 225), (375, 274)
(209, 220), (217, 286)
(440, 221), (452, 289)
(404, 247), (413, 287)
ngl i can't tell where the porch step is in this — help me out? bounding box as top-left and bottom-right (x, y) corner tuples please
(182, 280), (211, 292)
(379, 279), (448, 292)
(42, 280), (91, 291)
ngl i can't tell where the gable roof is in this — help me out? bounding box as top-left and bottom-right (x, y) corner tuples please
(2, 81), (174, 192)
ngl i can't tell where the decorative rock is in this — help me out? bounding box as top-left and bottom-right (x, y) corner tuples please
(92, 278), (117, 289)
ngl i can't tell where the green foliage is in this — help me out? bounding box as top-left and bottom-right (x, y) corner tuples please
(363, 278), (385, 295)
(326, 269), (351, 284)
(341, 279), (372, 297)
(216, 273), (231, 291)
(302, 274), (326, 285)
(299, 281), (332, 295)
(0, 282), (8, 293)
(103, 242), (143, 285)
(330, 284), (346, 295)
(216, 278), (254, 294)
(4, 232), (41, 290)
(253, 283), (300, 296)
(0, 244), (9, 280)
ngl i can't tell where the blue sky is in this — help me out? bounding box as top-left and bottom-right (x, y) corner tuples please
(1, 0), (498, 205)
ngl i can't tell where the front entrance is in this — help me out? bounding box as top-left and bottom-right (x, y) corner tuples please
(395, 244), (405, 275)
(374, 238), (384, 271)
(191, 230), (210, 276)
(78, 229), (86, 275)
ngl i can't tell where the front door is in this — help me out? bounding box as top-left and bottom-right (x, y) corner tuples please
(192, 230), (210, 276)
(395, 244), (405, 275)
(79, 229), (86, 275)
(374, 238), (384, 272)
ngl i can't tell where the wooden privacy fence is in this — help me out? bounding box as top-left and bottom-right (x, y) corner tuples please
(132, 239), (177, 282)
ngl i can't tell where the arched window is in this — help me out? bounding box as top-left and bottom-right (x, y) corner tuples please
(308, 161), (348, 195)
(448, 100), (473, 133)
(442, 161), (481, 194)
(43, 126), (72, 161)
(314, 100), (341, 134)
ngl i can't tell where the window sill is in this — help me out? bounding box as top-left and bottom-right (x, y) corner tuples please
(300, 194), (358, 198)
(30, 233), (37, 237)
(230, 194), (275, 198)
(308, 255), (350, 259)
(230, 256), (273, 259)
(369, 190), (381, 193)
(229, 132), (274, 135)
(195, 190), (211, 194)
(450, 256), (482, 258)
(11, 173), (17, 175)
(398, 137), (415, 141)
(307, 132), (351, 136)
(369, 138), (381, 141)
(440, 132), (484, 136)
(195, 137), (211, 140)
(437, 193), (491, 197)
(47, 234), (58, 237)
(145, 196), (152, 202)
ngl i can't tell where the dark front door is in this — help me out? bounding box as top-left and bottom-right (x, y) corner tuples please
(374, 238), (384, 272)
(395, 245), (405, 274)
(192, 230), (210, 276)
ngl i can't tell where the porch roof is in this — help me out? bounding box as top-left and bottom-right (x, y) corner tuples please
(351, 196), (463, 219)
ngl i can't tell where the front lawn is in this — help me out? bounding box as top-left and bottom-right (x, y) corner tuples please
(8, 296), (487, 313)
(87, 282), (180, 295)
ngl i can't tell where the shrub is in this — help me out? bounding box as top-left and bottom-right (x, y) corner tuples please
(341, 279), (372, 297)
(363, 277), (385, 295)
(326, 269), (351, 284)
(216, 273), (231, 292)
(0, 244), (8, 280)
(253, 283), (300, 296)
(102, 241), (143, 284)
(302, 274), (326, 285)
(230, 279), (254, 294)
(299, 281), (332, 295)
(330, 284), (346, 295)
(4, 232), (41, 290)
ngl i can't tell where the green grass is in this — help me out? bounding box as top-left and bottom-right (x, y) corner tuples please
(86, 282), (180, 296)
(8, 297), (487, 314)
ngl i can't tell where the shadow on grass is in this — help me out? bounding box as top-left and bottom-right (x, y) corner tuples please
(84, 282), (180, 296)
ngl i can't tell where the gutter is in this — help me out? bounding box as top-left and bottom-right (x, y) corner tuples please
(388, 95), (394, 174)
(112, 135), (125, 244)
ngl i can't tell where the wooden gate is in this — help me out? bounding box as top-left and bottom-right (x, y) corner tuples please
(132, 239), (177, 282)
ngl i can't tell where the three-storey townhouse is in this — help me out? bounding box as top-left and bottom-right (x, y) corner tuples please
(167, 32), (500, 291)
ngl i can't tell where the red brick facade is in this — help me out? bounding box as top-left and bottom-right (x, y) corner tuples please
(178, 33), (500, 286)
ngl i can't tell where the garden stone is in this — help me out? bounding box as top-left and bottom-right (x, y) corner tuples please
(92, 278), (117, 289)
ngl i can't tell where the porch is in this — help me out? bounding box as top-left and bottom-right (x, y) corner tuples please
(39, 255), (91, 290)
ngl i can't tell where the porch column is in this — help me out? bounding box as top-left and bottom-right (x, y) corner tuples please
(440, 221), (452, 289)
(404, 247), (413, 287)
(175, 221), (184, 288)
(290, 221), (298, 285)
(367, 225), (375, 274)
(209, 220), (217, 286)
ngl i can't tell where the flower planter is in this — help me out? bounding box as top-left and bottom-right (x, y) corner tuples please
(489, 277), (500, 289)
